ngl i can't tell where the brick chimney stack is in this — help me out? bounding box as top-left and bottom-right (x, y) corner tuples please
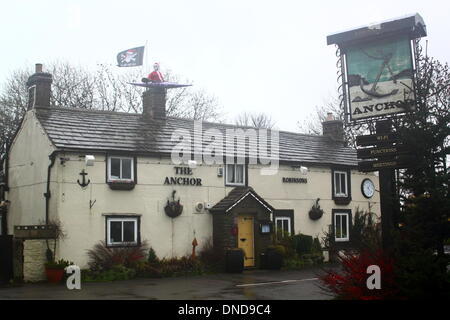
(142, 88), (166, 119)
(26, 63), (53, 109)
(322, 112), (345, 144)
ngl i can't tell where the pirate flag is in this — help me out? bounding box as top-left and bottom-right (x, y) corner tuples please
(116, 46), (145, 67)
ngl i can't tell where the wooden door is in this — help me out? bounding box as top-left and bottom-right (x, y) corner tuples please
(238, 215), (255, 267)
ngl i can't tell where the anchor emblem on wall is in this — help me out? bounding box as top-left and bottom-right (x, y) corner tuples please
(77, 169), (90, 188)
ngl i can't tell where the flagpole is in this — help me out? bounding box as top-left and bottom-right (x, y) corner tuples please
(144, 40), (148, 76)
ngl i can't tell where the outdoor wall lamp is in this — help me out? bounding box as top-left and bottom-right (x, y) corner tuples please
(85, 155), (95, 166)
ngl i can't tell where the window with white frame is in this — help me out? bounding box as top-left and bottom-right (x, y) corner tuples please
(108, 156), (134, 182)
(275, 216), (291, 239)
(334, 170), (348, 197)
(106, 217), (139, 246)
(334, 212), (350, 242)
(225, 164), (245, 186)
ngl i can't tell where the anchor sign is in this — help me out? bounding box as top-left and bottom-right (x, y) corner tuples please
(357, 50), (399, 99)
(77, 169), (90, 188)
(346, 37), (415, 120)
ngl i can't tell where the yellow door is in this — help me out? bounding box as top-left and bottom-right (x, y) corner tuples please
(238, 215), (255, 267)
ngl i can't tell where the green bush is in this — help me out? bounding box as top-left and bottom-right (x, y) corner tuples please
(293, 234), (313, 255)
(268, 245), (286, 256)
(131, 260), (162, 278)
(82, 264), (136, 282)
(198, 238), (224, 272)
(45, 259), (74, 269)
(147, 247), (159, 264)
(312, 237), (322, 253)
(157, 256), (204, 277)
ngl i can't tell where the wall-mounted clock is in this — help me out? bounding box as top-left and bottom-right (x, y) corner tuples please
(361, 178), (375, 198)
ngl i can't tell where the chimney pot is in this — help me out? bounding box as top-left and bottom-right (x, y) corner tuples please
(322, 114), (345, 144)
(26, 63), (52, 109)
(326, 112), (334, 121)
(142, 88), (166, 119)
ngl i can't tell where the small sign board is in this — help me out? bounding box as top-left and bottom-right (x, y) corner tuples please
(358, 157), (412, 172)
(356, 133), (398, 146)
(357, 145), (407, 159)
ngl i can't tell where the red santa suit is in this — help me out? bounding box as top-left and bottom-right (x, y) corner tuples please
(147, 70), (164, 82)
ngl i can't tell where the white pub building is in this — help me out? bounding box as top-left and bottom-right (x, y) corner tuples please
(1, 65), (380, 281)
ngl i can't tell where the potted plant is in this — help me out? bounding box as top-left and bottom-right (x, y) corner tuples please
(164, 190), (183, 218)
(264, 245), (284, 270)
(308, 198), (324, 220)
(225, 248), (244, 273)
(45, 259), (73, 284)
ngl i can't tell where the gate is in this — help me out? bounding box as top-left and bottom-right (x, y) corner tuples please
(0, 235), (13, 283)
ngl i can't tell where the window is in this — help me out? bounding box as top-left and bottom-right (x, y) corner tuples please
(106, 217), (139, 246)
(275, 217), (291, 239)
(334, 170), (348, 197)
(225, 164), (245, 186)
(108, 156), (134, 182)
(334, 212), (350, 242)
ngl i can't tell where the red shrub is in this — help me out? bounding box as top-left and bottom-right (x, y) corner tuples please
(319, 249), (401, 300)
(87, 241), (148, 271)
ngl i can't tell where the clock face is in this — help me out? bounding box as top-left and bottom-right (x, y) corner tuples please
(362, 179), (375, 198)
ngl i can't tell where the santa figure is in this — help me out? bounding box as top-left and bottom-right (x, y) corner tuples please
(147, 62), (164, 83)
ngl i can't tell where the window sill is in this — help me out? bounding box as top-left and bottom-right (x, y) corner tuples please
(225, 183), (246, 187)
(108, 181), (136, 190)
(333, 196), (351, 205)
(106, 242), (139, 248)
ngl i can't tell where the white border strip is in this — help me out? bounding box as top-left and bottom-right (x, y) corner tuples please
(236, 278), (318, 288)
(225, 192), (273, 214)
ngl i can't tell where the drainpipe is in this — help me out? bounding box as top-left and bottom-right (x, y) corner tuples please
(3, 152), (9, 192)
(44, 152), (57, 224)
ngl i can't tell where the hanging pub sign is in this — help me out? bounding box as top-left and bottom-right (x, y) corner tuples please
(327, 13), (427, 123)
(346, 37), (415, 120)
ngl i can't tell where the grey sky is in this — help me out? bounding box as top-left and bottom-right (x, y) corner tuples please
(0, 0), (448, 132)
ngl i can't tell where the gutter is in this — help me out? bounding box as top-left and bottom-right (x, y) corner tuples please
(44, 151), (57, 224)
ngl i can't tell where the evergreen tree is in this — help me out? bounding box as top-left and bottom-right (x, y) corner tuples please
(393, 46), (450, 299)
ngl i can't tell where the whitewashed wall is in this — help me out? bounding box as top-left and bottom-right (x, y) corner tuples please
(7, 111), (380, 269)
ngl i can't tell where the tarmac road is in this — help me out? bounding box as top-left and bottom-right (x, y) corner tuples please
(0, 266), (333, 300)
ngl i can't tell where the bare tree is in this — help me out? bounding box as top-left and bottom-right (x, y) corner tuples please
(0, 68), (31, 157)
(297, 97), (373, 148)
(234, 112), (276, 129)
(0, 61), (222, 159)
(164, 70), (221, 121)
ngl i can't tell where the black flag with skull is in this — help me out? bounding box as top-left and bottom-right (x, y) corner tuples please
(117, 46), (145, 67)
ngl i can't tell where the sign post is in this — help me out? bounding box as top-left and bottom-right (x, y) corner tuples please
(376, 121), (397, 250)
(327, 14), (427, 250)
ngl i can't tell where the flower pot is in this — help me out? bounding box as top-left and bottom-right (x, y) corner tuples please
(265, 247), (283, 270)
(45, 268), (65, 284)
(225, 249), (244, 273)
(164, 201), (183, 218)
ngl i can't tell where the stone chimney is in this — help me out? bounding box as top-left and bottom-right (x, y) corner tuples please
(26, 63), (52, 109)
(142, 87), (166, 119)
(322, 112), (345, 143)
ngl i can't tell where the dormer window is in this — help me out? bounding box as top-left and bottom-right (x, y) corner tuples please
(108, 156), (134, 182)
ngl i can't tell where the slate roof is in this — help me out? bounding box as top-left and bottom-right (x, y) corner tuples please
(209, 187), (275, 213)
(34, 106), (358, 167)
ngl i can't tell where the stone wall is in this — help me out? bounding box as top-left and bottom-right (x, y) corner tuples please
(23, 239), (54, 282)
